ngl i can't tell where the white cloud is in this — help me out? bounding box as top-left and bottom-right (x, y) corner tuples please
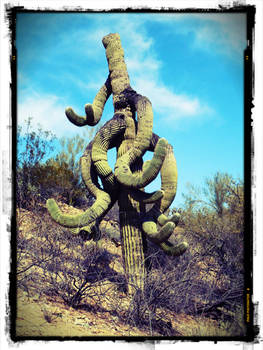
(192, 13), (247, 58)
(153, 12), (247, 59)
(126, 56), (160, 75)
(134, 78), (213, 120)
(18, 92), (86, 138)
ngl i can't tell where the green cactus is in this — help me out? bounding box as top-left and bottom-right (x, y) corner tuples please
(47, 33), (188, 294)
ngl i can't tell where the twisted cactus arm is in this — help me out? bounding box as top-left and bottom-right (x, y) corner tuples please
(141, 133), (188, 256)
(115, 137), (168, 188)
(114, 93), (154, 179)
(145, 133), (178, 214)
(81, 144), (101, 197)
(90, 111), (164, 203)
(65, 75), (112, 126)
(46, 191), (111, 228)
(112, 89), (169, 189)
(46, 115), (163, 231)
(142, 220), (175, 244)
(47, 113), (127, 230)
(46, 140), (112, 228)
(92, 113), (126, 191)
(67, 145), (106, 239)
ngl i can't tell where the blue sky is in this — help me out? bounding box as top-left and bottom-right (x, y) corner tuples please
(16, 11), (247, 207)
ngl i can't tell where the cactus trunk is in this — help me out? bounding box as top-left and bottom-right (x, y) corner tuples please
(116, 119), (147, 293)
(119, 203), (146, 294)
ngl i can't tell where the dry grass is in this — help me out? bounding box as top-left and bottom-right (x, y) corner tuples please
(14, 205), (246, 338)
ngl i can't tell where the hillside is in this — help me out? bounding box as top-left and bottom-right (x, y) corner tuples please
(14, 204), (246, 338)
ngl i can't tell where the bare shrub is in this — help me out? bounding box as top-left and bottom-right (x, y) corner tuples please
(16, 209), (124, 309)
(168, 173), (246, 331)
(16, 171), (246, 336)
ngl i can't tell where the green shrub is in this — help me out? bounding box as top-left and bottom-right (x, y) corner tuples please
(16, 118), (93, 209)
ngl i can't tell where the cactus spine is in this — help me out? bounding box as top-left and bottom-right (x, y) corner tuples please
(47, 33), (188, 294)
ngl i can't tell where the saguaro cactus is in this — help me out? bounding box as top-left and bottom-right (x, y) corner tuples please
(47, 33), (188, 293)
